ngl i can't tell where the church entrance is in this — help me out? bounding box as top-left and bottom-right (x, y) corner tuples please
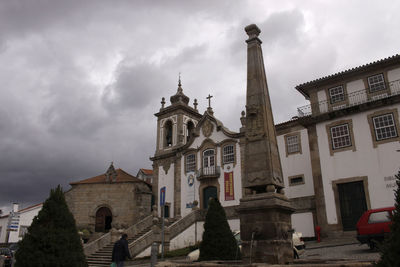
(95, 207), (112, 232)
(203, 186), (217, 210)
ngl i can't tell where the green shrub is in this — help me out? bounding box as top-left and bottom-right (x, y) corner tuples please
(376, 170), (400, 267)
(199, 198), (240, 261)
(15, 185), (87, 267)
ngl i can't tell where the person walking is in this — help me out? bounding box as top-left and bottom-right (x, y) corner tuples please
(112, 233), (132, 267)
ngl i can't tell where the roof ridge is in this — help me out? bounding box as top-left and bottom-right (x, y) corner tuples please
(18, 202), (43, 213)
(296, 54), (400, 89)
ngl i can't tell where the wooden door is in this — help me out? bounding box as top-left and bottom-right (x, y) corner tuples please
(203, 186), (218, 210)
(338, 181), (367, 231)
(95, 207), (112, 232)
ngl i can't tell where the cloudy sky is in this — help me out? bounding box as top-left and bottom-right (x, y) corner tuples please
(1, 0), (399, 213)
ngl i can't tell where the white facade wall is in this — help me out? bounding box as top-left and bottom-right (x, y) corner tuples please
(388, 68), (400, 95)
(135, 219), (239, 257)
(0, 204), (42, 243)
(8, 204), (42, 243)
(277, 128), (315, 237)
(316, 104), (400, 225)
(317, 90), (328, 113)
(0, 216), (8, 243)
(158, 164), (175, 217)
(291, 212), (314, 237)
(185, 121), (242, 210)
(277, 128), (315, 198)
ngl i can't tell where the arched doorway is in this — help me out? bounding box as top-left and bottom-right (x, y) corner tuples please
(203, 186), (218, 210)
(95, 207), (112, 232)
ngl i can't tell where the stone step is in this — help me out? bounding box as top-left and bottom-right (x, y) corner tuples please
(87, 225), (154, 267)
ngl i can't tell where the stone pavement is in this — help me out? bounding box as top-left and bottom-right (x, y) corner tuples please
(305, 236), (359, 250)
(123, 236), (375, 267)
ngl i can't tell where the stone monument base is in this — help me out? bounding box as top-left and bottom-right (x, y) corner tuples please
(237, 192), (295, 264)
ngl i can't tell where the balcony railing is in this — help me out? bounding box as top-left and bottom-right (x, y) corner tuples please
(297, 79), (400, 117)
(196, 166), (221, 180)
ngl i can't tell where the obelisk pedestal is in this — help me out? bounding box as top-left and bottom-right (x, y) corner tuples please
(238, 24), (295, 264)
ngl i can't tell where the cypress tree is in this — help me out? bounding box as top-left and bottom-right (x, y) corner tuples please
(376, 170), (400, 267)
(15, 185), (87, 267)
(199, 198), (240, 261)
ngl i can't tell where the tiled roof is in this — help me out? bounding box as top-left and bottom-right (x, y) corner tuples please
(18, 203), (43, 213)
(70, 169), (143, 185)
(140, 168), (153, 175)
(296, 54), (400, 96)
(275, 116), (300, 127)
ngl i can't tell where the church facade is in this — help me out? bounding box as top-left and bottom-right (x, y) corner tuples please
(151, 80), (244, 220)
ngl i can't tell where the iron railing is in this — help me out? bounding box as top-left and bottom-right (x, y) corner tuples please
(297, 79), (400, 117)
(196, 166), (221, 180)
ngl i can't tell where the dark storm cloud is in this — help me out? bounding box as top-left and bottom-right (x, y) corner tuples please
(1, 0), (400, 213)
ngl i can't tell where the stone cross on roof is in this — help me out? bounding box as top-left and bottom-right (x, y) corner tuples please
(206, 94), (213, 108)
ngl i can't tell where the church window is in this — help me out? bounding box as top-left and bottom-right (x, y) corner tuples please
(187, 121), (195, 142)
(223, 145), (234, 164)
(186, 154), (196, 173)
(203, 149), (215, 175)
(164, 120), (173, 147)
(368, 73), (386, 93)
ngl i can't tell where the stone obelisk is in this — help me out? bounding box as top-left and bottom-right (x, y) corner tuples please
(238, 24), (294, 264)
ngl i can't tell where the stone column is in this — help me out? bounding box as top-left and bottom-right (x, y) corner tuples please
(238, 24), (294, 264)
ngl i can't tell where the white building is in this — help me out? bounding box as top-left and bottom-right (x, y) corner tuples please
(152, 54), (400, 239)
(277, 54), (400, 236)
(0, 203), (42, 243)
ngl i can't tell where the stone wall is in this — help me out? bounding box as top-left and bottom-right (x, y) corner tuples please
(65, 182), (152, 231)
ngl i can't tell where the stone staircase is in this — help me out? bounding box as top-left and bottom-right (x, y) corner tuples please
(85, 216), (179, 267)
(86, 224), (154, 267)
(84, 206), (237, 267)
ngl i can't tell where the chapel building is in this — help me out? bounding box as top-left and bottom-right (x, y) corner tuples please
(65, 163), (152, 233)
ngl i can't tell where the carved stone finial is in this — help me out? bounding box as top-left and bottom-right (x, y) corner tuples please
(161, 97), (165, 109)
(170, 76), (189, 105)
(245, 24), (261, 40)
(240, 110), (246, 128)
(193, 99), (198, 111)
(177, 74), (183, 94)
(105, 162), (117, 183)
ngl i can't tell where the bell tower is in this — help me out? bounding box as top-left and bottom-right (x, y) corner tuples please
(152, 77), (202, 218)
(154, 77), (202, 155)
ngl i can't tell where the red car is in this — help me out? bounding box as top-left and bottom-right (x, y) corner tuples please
(356, 206), (395, 249)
